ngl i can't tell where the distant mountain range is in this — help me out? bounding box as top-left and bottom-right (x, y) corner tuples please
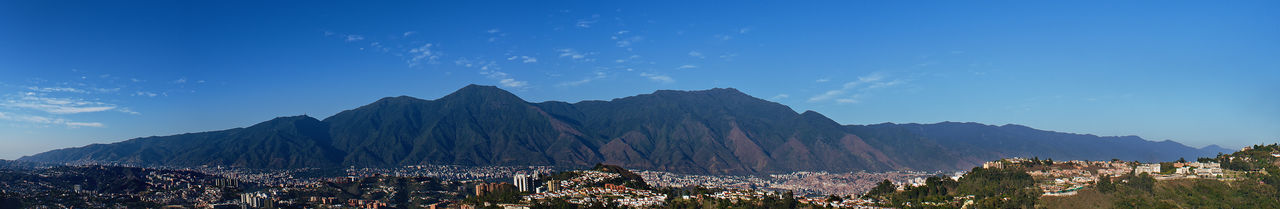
(19, 84), (1233, 174)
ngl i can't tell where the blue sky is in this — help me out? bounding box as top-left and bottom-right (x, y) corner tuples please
(1, 1), (1277, 159)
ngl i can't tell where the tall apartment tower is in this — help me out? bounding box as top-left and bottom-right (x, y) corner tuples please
(513, 173), (534, 192)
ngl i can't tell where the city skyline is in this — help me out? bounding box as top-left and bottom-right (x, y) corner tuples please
(2, 1), (1278, 160)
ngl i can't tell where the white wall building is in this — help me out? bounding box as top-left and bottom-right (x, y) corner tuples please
(1135, 164), (1161, 174)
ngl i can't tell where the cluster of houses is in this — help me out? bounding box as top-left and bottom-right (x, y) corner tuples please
(522, 183), (665, 207)
(1136, 161), (1226, 179)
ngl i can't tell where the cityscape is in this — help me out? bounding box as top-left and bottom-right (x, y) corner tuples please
(3, 143), (1279, 208)
(3, 1), (1278, 208)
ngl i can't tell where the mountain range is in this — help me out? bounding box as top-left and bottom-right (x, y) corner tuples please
(19, 84), (1233, 174)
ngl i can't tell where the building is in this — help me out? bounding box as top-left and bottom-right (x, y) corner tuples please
(982, 161), (1004, 169)
(514, 173), (535, 192)
(215, 178), (238, 188)
(1188, 162), (1220, 169)
(1195, 167), (1224, 178)
(240, 192), (273, 208)
(1135, 164), (1161, 174)
(546, 180), (560, 192)
(476, 182), (516, 197)
(1175, 167), (1191, 175)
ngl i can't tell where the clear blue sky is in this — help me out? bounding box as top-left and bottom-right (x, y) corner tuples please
(1, 1), (1277, 159)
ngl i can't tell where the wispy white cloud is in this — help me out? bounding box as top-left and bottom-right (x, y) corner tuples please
(615, 55), (641, 63)
(116, 107), (140, 115)
(0, 112), (103, 128)
(688, 51), (704, 58)
(866, 79), (905, 89)
(676, 65), (698, 70)
(369, 42), (390, 52)
(402, 31), (416, 37)
(133, 91), (158, 97)
(485, 29), (508, 43)
(613, 35), (643, 48)
(640, 73), (674, 83)
(558, 72), (607, 87)
(771, 94), (790, 100)
(460, 58), (529, 89)
(507, 56), (537, 63)
(345, 35), (365, 42)
(808, 72), (905, 104)
(27, 86), (87, 93)
(815, 78), (830, 83)
(4, 95), (117, 114)
(499, 78), (528, 88)
(66, 121), (104, 127)
(576, 14), (600, 28)
(719, 53), (738, 61)
(172, 77), (187, 84)
(92, 87), (120, 93)
(557, 49), (595, 62)
(809, 90), (844, 103)
(407, 43), (440, 66)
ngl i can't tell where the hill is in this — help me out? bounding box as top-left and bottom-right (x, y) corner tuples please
(19, 84), (1231, 174)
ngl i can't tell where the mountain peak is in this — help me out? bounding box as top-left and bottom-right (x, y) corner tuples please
(439, 84), (526, 103)
(249, 115), (322, 129)
(369, 95), (424, 105)
(799, 110), (841, 127)
(456, 84), (508, 94)
(650, 87), (745, 96)
(265, 115), (319, 123)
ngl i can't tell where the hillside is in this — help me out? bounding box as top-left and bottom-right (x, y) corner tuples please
(19, 84), (1231, 174)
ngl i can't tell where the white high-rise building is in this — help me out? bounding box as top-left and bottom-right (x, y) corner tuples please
(514, 173), (534, 192)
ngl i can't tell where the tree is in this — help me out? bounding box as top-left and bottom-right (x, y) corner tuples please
(863, 179), (896, 198)
(826, 194), (843, 203)
(1095, 174), (1114, 193)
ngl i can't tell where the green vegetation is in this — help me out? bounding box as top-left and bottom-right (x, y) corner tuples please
(592, 163), (652, 190)
(530, 197), (621, 209)
(463, 183), (523, 207)
(863, 179), (896, 198)
(864, 167), (1037, 209)
(665, 192), (808, 209)
(1045, 176), (1280, 208)
(1219, 143), (1280, 191)
(1042, 143), (1280, 209)
(1158, 162), (1176, 175)
(277, 176), (463, 209)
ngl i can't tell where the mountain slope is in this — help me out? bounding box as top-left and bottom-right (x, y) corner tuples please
(18, 84), (1231, 174)
(323, 85), (603, 168)
(857, 122), (1233, 163)
(23, 115), (344, 168)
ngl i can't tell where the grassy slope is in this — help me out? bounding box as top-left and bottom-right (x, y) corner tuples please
(1040, 179), (1280, 209)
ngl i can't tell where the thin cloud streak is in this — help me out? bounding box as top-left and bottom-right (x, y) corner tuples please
(0, 112), (104, 128)
(807, 72), (905, 104)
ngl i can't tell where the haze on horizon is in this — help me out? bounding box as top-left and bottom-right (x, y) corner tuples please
(1, 1), (1277, 160)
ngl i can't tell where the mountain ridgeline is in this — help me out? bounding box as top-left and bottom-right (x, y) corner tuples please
(19, 85), (1231, 174)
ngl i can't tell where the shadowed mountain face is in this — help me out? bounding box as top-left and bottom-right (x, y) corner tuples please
(19, 84), (1232, 174)
(865, 122), (1232, 163)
